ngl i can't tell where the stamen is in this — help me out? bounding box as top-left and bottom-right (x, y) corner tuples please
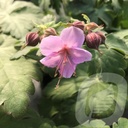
(55, 76), (62, 89)
(54, 67), (58, 77)
(54, 72), (58, 77)
(73, 71), (76, 77)
(54, 52), (64, 77)
(54, 48), (73, 88)
(59, 51), (67, 76)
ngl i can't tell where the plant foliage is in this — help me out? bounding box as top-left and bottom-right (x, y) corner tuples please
(0, 0), (128, 127)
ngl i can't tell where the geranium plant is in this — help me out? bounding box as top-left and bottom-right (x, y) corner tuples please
(0, 0), (128, 128)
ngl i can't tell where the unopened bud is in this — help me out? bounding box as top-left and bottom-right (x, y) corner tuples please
(85, 32), (102, 50)
(26, 32), (40, 46)
(96, 31), (106, 44)
(68, 21), (85, 30)
(85, 22), (99, 31)
(40, 28), (57, 40)
(96, 31), (108, 49)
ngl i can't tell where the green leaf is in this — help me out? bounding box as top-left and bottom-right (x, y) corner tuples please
(105, 33), (128, 55)
(82, 14), (90, 23)
(75, 73), (127, 124)
(42, 75), (123, 126)
(50, 0), (62, 14)
(112, 29), (128, 48)
(40, 83), (80, 126)
(38, 118), (56, 128)
(43, 75), (86, 101)
(86, 49), (127, 76)
(10, 46), (39, 60)
(113, 118), (128, 128)
(95, 6), (115, 27)
(0, 0), (43, 39)
(39, 96), (59, 118)
(0, 108), (56, 128)
(75, 120), (110, 128)
(114, 29), (128, 39)
(117, 1), (128, 28)
(0, 34), (42, 117)
(57, 126), (69, 128)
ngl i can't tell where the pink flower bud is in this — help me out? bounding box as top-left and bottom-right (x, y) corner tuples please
(44, 27), (57, 36)
(85, 22), (99, 31)
(68, 21), (85, 30)
(96, 31), (106, 44)
(40, 28), (57, 40)
(26, 32), (40, 46)
(85, 32), (102, 50)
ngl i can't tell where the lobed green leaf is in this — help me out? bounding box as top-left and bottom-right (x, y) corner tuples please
(0, 0), (43, 39)
(0, 34), (43, 117)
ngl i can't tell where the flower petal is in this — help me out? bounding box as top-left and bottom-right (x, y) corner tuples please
(40, 52), (62, 68)
(60, 26), (85, 48)
(68, 48), (92, 64)
(40, 36), (63, 56)
(59, 59), (76, 78)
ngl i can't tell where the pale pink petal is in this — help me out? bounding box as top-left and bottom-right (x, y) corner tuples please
(59, 59), (76, 78)
(60, 26), (85, 48)
(40, 53), (62, 68)
(68, 48), (92, 64)
(40, 36), (64, 56)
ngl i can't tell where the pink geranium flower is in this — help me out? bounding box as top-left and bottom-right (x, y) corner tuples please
(40, 26), (92, 80)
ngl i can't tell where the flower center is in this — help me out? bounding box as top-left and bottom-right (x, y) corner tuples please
(58, 46), (69, 68)
(54, 45), (75, 88)
(54, 46), (70, 76)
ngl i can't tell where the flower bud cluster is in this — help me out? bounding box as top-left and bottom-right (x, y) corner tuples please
(24, 20), (106, 54)
(23, 18), (107, 86)
(25, 27), (57, 47)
